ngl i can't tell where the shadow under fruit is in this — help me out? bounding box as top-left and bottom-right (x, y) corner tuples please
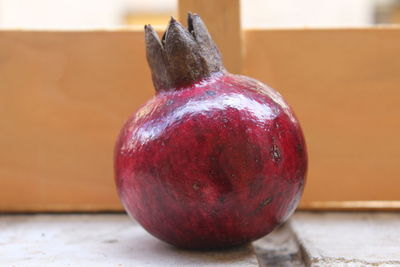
(114, 13), (307, 249)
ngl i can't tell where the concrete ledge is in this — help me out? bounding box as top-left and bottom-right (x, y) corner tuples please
(290, 212), (400, 267)
(253, 223), (304, 267)
(0, 214), (259, 267)
(3, 212), (400, 266)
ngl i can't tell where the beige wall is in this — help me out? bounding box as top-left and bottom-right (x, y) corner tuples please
(0, 0), (379, 29)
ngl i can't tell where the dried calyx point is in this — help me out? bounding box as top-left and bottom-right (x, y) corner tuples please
(145, 13), (225, 92)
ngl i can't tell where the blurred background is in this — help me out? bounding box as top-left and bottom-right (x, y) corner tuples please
(1, 0), (399, 213)
(0, 0), (399, 29)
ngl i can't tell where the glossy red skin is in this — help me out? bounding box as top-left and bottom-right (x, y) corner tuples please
(114, 72), (307, 249)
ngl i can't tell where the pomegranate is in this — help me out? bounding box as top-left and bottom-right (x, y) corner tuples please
(114, 14), (307, 249)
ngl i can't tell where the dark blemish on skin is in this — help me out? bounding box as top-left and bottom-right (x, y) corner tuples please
(296, 143), (303, 153)
(166, 99), (174, 106)
(205, 90), (216, 96)
(260, 197), (272, 207)
(193, 182), (200, 191)
(219, 195), (225, 203)
(103, 239), (118, 244)
(251, 197), (273, 216)
(270, 145), (281, 162)
(210, 209), (218, 217)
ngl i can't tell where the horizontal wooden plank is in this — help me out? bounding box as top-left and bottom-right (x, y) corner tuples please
(0, 30), (154, 212)
(243, 28), (400, 209)
(1, 27), (400, 212)
(302, 201), (400, 211)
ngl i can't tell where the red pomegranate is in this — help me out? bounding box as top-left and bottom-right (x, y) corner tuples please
(114, 14), (307, 249)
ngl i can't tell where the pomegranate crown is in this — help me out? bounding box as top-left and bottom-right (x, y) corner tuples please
(145, 13), (225, 92)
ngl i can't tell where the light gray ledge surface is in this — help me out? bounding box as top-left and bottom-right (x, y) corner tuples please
(2, 212), (400, 266)
(291, 212), (400, 267)
(0, 214), (258, 267)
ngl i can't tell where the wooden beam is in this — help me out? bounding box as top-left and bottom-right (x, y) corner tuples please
(243, 28), (400, 209)
(178, 0), (242, 74)
(0, 30), (154, 212)
(2, 27), (400, 212)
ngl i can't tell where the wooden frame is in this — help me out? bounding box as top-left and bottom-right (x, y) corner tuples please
(1, 0), (399, 212)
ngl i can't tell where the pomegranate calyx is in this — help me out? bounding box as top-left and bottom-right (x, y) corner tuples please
(145, 13), (225, 92)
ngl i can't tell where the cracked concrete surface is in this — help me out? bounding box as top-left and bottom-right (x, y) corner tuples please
(291, 212), (400, 267)
(1, 212), (400, 266)
(253, 223), (305, 267)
